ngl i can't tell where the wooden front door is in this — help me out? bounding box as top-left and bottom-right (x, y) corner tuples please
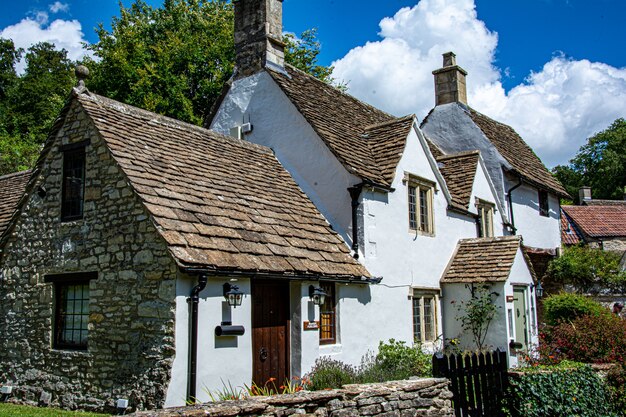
(252, 280), (290, 387)
(513, 287), (529, 350)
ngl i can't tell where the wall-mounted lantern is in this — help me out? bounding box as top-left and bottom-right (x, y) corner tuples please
(309, 285), (328, 306)
(223, 283), (243, 308)
(535, 280), (544, 298)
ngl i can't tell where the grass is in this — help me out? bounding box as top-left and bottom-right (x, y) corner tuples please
(0, 403), (109, 417)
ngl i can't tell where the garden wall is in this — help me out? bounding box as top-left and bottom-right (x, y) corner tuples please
(129, 378), (454, 417)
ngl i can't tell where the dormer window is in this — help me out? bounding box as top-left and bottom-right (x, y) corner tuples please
(61, 144), (86, 221)
(476, 200), (495, 237)
(405, 173), (435, 235)
(538, 190), (549, 217)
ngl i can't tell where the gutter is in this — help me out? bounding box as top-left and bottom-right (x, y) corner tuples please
(187, 273), (208, 403)
(507, 176), (523, 235)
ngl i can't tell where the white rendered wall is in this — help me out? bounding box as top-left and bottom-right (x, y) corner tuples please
(506, 180), (561, 250)
(211, 72), (358, 246)
(165, 276), (253, 407)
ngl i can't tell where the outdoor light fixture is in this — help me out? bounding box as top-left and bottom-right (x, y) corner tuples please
(116, 398), (129, 415)
(223, 283), (243, 308)
(309, 285), (328, 306)
(534, 281), (544, 298)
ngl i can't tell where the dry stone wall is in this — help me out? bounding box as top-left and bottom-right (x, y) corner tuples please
(130, 379), (454, 417)
(0, 99), (177, 412)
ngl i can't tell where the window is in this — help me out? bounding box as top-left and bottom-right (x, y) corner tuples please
(476, 200), (495, 237)
(61, 146), (86, 221)
(319, 282), (336, 345)
(405, 174), (435, 235)
(412, 291), (438, 343)
(538, 190), (549, 217)
(46, 272), (96, 350)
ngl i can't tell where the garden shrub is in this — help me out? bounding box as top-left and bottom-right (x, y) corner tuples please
(306, 339), (432, 389)
(307, 356), (358, 390)
(607, 365), (626, 416)
(539, 312), (626, 363)
(502, 365), (618, 417)
(543, 292), (607, 325)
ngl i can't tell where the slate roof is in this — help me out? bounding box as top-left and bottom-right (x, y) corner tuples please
(441, 236), (533, 283)
(562, 205), (626, 238)
(436, 151), (479, 210)
(268, 65), (414, 187)
(0, 170), (31, 237)
(561, 212), (583, 245)
(68, 91), (370, 279)
(467, 109), (568, 198)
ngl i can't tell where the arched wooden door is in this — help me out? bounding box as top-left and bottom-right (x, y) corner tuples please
(251, 280), (290, 387)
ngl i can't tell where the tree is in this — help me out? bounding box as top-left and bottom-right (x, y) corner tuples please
(0, 41), (75, 175)
(455, 284), (500, 351)
(85, 0), (335, 126)
(553, 119), (626, 203)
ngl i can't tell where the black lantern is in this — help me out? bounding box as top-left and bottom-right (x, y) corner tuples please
(223, 283), (243, 308)
(534, 280), (544, 298)
(309, 285), (328, 306)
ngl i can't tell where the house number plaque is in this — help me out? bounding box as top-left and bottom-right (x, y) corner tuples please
(303, 321), (320, 330)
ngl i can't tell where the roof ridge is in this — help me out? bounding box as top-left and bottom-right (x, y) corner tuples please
(363, 114), (415, 132)
(270, 64), (396, 121)
(458, 235), (521, 244)
(436, 150), (480, 161)
(0, 169), (31, 181)
(79, 93), (275, 156)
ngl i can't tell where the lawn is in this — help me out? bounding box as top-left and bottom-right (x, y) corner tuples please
(0, 403), (109, 417)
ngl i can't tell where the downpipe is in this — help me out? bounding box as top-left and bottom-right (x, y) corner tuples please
(187, 273), (208, 403)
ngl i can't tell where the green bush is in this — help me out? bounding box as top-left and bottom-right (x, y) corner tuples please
(502, 366), (618, 417)
(306, 339), (432, 390)
(543, 292), (608, 325)
(307, 356), (358, 390)
(607, 365), (626, 416)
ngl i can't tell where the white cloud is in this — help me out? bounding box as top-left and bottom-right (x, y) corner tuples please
(49, 2), (70, 14)
(331, 0), (626, 167)
(1, 13), (92, 74)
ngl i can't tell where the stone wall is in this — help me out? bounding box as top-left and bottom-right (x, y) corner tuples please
(0, 98), (178, 412)
(130, 379), (454, 417)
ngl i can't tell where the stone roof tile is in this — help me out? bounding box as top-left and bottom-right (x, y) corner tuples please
(436, 151), (480, 209)
(78, 92), (369, 279)
(0, 170), (31, 237)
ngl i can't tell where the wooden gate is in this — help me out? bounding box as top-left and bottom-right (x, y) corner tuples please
(432, 349), (509, 417)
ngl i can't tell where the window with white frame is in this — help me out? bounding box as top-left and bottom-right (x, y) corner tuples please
(476, 200), (495, 237)
(405, 174), (435, 235)
(412, 290), (438, 343)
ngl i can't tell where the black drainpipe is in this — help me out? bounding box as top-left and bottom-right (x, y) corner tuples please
(507, 176), (523, 235)
(187, 273), (208, 403)
(348, 184), (363, 259)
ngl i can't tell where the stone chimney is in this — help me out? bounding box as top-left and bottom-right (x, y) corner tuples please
(432, 52), (468, 106)
(579, 186), (592, 203)
(234, 0), (285, 78)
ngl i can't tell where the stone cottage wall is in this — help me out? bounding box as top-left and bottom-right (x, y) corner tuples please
(0, 99), (178, 411)
(130, 379), (454, 417)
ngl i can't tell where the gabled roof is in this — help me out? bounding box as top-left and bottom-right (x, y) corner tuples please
(436, 151), (479, 210)
(267, 65), (414, 187)
(441, 236), (535, 283)
(582, 199), (626, 207)
(562, 205), (626, 238)
(421, 103), (569, 199)
(467, 109), (568, 197)
(0, 170), (31, 236)
(561, 211), (583, 245)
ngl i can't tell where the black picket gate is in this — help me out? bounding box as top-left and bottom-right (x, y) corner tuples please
(432, 348), (509, 417)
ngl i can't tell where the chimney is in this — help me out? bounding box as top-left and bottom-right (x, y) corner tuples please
(234, 0), (285, 78)
(579, 186), (592, 204)
(432, 52), (468, 106)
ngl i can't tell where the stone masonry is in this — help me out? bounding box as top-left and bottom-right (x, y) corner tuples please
(0, 98), (178, 412)
(130, 378), (454, 417)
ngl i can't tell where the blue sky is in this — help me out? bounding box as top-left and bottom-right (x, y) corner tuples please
(1, 0), (625, 166)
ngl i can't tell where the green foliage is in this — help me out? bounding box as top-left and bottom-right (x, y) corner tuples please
(502, 366), (618, 417)
(307, 339), (432, 390)
(546, 247), (626, 294)
(455, 285), (500, 350)
(543, 292), (608, 325)
(607, 365), (626, 416)
(283, 29), (337, 86)
(553, 118), (626, 203)
(0, 403), (108, 417)
(308, 356), (358, 390)
(0, 41), (75, 175)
